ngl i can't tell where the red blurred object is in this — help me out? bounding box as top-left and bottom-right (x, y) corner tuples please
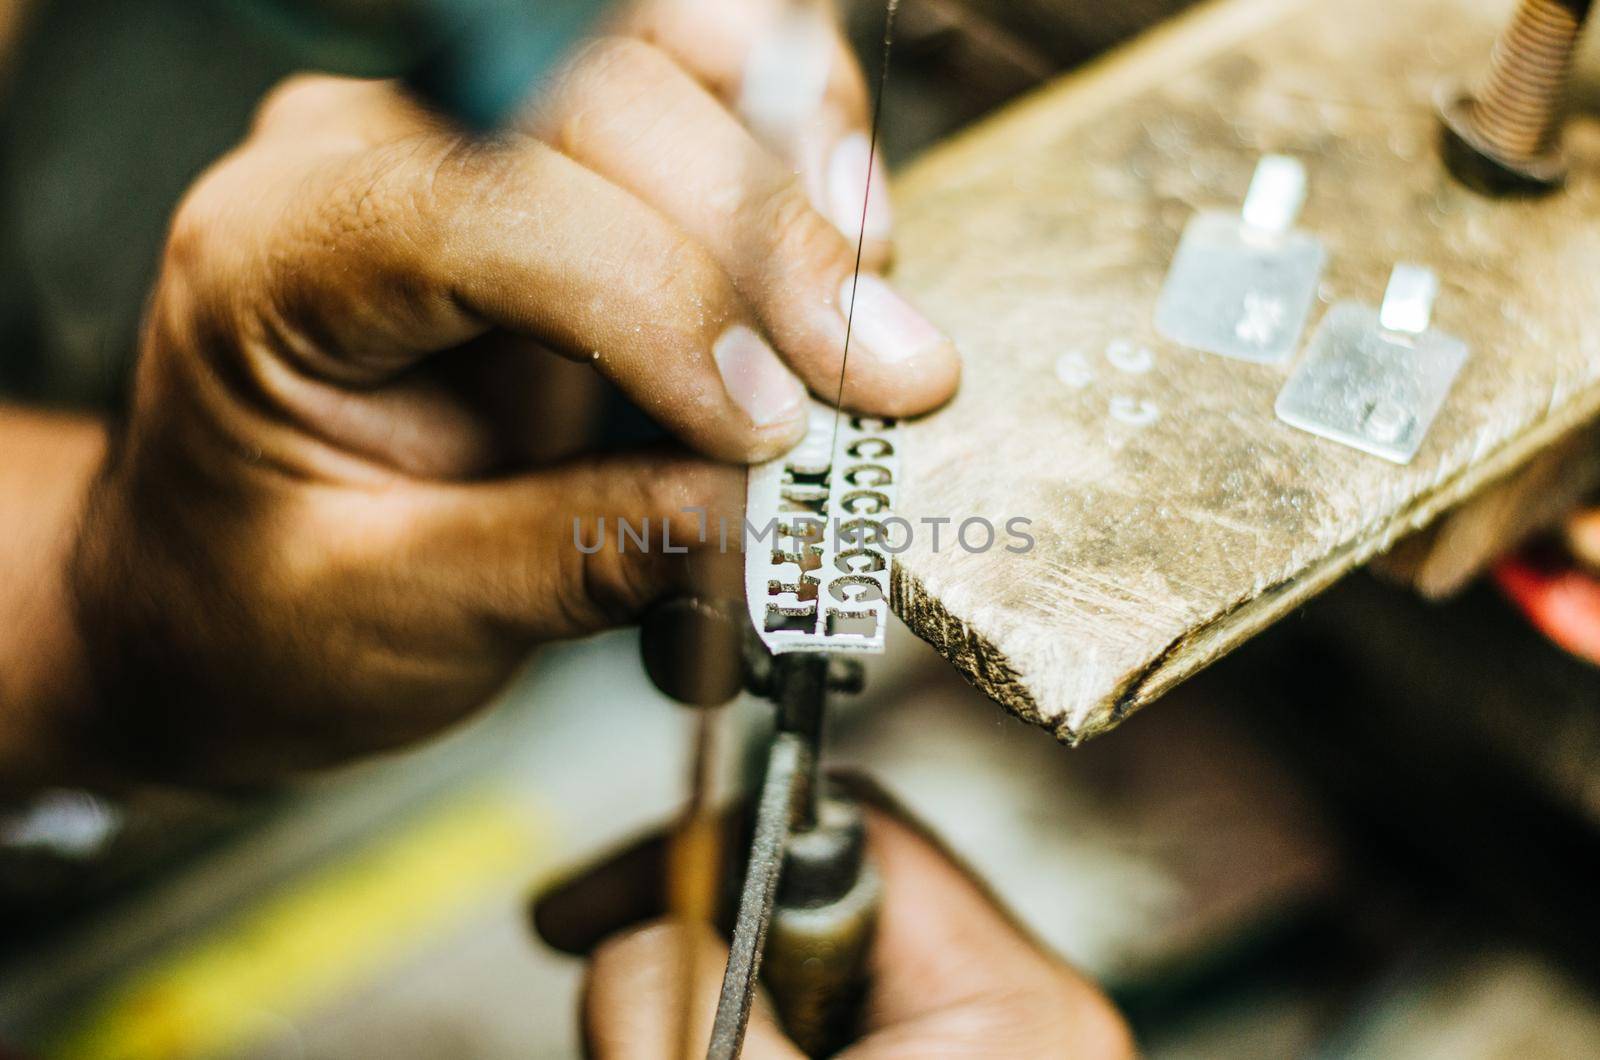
(1494, 553), (1600, 666)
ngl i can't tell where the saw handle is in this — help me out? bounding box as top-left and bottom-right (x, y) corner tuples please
(762, 794), (881, 1057)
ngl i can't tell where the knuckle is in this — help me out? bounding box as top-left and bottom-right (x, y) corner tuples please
(162, 158), (249, 302)
(544, 35), (675, 152)
(250, 76), (426, 154)
(544, 514), (654, 634)
(548, 35), (656, 120)
(548, 547), (611, 633)
(250, 74), (343, 136)
(632, 227), (728, 322)
(656, 229), (716, 293)
(424, 132), (535, 221)
(570, 476), (690, 626)
(495, 527), (593, 639)
(577, 549), (653, 630)
(165, 181), (219, 276)
(633, 460), (696, 521)
(352, 140), (445, 238)
(757, 182), (848, 280)
(303, 136), (460, 288)
(571, 34), (672, 89)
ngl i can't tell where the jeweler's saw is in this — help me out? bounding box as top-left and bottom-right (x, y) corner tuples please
(638, 401), (903, 1058)
(637, 414), (904, 1057)
(702, 400), (902, 1058)
(636, 4), (907, 1056)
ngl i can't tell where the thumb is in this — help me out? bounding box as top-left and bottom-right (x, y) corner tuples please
(584, 920), (804, 1060)
(400, 449), (746, 642)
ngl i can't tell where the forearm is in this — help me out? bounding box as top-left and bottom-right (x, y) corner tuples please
(0, 405), (105, 791)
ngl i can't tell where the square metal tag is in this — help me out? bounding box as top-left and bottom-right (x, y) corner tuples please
(1155, 212), (1326, 363)
(1274, 302), (1468, 465)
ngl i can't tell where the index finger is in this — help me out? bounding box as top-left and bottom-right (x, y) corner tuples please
(204, 77), (813, 464)
(618, 0), (892, 264)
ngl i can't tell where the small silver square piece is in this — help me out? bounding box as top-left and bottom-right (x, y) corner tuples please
(1155, 212), (1327, 363)
(1275, 302), (1468, 465)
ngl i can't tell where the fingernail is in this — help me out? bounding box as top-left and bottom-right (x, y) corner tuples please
(841, 275), (949, 364)
(827, 133), (892, 242)
(714, 325), (807, 428)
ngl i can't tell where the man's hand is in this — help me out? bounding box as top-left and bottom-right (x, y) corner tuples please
(582, 809), (1136, 1059)
(62, 0), (959, 785)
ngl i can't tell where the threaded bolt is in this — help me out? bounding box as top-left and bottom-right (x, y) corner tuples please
(1439, 0), (1594, 195)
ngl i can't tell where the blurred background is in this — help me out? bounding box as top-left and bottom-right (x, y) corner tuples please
(4, 0), (1600, 1057)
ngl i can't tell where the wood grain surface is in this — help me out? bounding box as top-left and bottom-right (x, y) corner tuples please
(887, 0), (1600, 742)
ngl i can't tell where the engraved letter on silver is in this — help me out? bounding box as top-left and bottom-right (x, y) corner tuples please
(745, 402), (900, 654)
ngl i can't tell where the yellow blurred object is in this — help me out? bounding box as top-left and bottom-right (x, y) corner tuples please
(50, 790), (548, 1060)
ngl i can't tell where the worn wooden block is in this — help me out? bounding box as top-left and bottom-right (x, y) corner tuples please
(888, 0), (1600, 742)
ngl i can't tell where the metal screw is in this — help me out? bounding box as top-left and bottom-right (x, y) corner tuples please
(1439, 0), (1594, 195)
(1363, 399), (1412, 445)
(826, 657), (865, 695)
